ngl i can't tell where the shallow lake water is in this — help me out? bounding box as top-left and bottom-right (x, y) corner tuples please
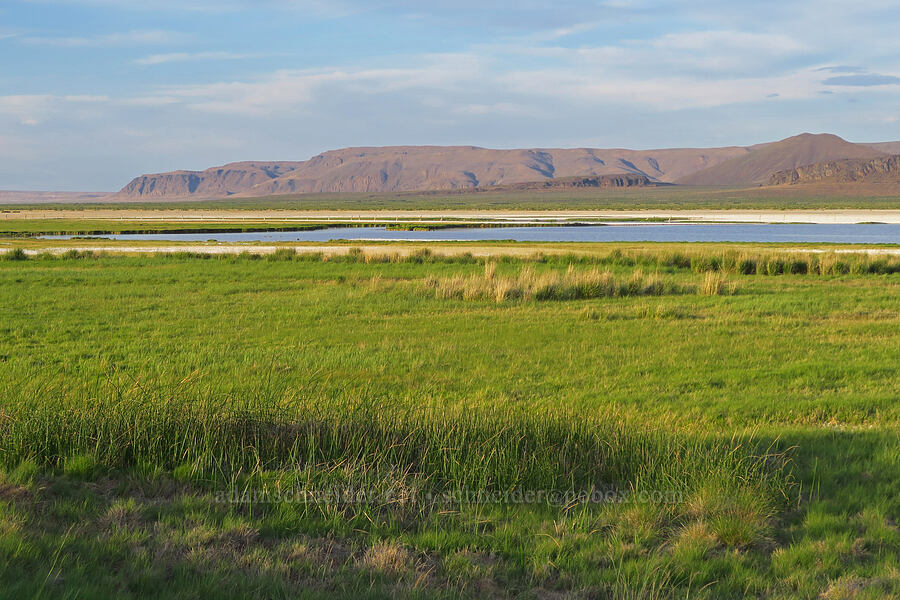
(43, 223), (900, 244)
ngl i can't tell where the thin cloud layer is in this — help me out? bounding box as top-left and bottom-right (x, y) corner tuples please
(134, 52), (264, 66)
(22, 30), (189, 47)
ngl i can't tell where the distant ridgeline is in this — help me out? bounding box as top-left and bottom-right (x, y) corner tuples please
(115, 134), (899, 199)
(769, 155), (900, 185)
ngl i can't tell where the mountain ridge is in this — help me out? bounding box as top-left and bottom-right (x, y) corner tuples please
(675, 134), (886, 186)
(114, 134), (897, 199)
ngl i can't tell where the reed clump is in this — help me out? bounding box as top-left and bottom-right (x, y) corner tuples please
(618, 249), (900, 276)
(427, 264), (737, 302)
(2, 248), (27, 261)
(699, 272), (739, 296)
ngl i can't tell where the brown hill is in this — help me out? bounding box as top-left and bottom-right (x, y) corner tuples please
(769, 154), (900, 185)
(115, 145), (748, 199)
(119, 161), (304, 198)
(676, 133), (885, 186)
(248, 146), (748, 195)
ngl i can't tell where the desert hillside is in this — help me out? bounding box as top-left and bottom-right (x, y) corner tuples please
(676, 133), (885, 186)
(119, 161), (304, 199)
(115, 134), (898, 199)
(769, 154), (900, 185)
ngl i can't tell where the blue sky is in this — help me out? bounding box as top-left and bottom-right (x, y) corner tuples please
(1, 0), (899, 190)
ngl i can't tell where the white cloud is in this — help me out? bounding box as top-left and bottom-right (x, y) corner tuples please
(119, 96), (182, 107)
(525, 21), (604, 42)
(108, 27), (823, 118)
(0, 94), (55, 126)
(22, 30), (188, 47)
(63, 95), (111, 102)
(0, 94), (112, 126)
(135, 51), (263, 65)
(147, 53), (488, 115)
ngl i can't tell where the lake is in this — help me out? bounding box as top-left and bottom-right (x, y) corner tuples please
(43, 223), (900, 244)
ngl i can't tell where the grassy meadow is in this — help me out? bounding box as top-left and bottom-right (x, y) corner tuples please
(1, 246), (899, 598)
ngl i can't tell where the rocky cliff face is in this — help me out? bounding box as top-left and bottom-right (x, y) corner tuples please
(480, 174), (656, 191)
(769, 155), (900, 185)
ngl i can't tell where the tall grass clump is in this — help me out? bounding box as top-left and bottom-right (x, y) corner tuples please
(427, 265), (731, 302)
(738, 257), (757, 275)
(615, 248), (900, 278)
(60, 249), (96, 260)
(295, 251), (326, 262)
(691, 255), (721, 273)
(660, 252), (692, 269)
(699, 272), (738, 296)
(2, 248), (27, 261)
(865, 257), (900, 274)
(268, 247), (298, 261)
(788, 259), (808, 275)
(163, 251), (215, 260)
(763, 258), (784, 276)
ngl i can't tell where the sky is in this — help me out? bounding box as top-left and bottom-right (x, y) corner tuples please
(1, 1), (899, 190)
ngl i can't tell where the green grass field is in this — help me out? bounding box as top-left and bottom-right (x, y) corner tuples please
(1, 247), (899, 598)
